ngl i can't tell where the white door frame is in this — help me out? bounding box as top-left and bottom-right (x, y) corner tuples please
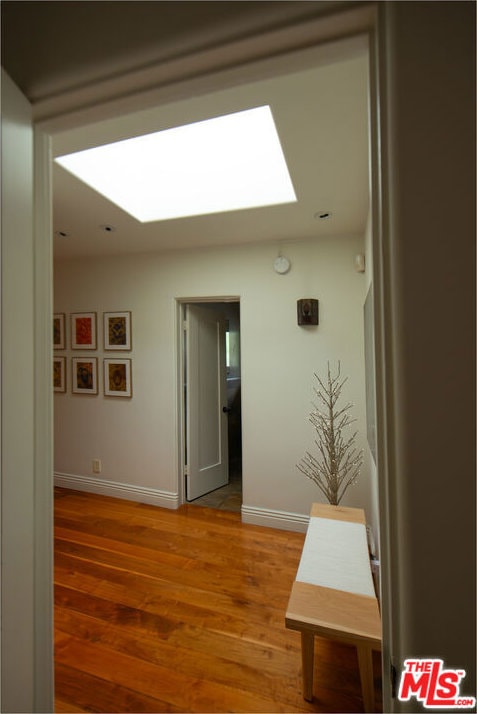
(1, 71), (53, 713)
(175, 296), (240, 506)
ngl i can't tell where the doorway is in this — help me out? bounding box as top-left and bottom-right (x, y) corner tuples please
(2, 9), (386, 712)
(180, 299), (242, 512)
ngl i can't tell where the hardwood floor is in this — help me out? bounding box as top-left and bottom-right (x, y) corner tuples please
(54, 488), (382, 713)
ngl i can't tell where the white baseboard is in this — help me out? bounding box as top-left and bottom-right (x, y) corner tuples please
(241, 504), (309, 533)
(54, 474), (309, 531)
(54, 472), (179, 509)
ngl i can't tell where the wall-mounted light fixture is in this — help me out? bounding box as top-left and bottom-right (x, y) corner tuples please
(355, 253), (365, 273)
(297, 299), (319, 326)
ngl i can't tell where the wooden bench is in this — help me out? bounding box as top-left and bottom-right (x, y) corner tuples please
(285, 503), (382, 712)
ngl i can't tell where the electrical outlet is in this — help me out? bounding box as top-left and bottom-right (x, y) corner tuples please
(92, 459), (102, 474)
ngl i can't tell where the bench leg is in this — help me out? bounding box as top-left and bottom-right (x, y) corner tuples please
(357, 645), (375, 713)
(301, 631), (314, 702)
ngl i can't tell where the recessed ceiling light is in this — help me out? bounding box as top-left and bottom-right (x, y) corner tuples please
(55, 106), (297, 223)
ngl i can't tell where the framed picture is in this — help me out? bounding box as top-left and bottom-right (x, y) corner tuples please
(72, 357), (98, 394)
(53, 313), (66, 350)
(103, 311), (132, 351)
(53, 356), (66, 392)
(104, 358), (132, 398)
(71, 312), (97, 350)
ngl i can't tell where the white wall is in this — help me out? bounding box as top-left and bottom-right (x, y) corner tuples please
(54, 234), (373, 529)
(378, 4), (475, 707)
(1, 67), (35, 714)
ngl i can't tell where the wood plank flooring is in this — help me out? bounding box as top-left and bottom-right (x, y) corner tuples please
(54, 488), (382, 713)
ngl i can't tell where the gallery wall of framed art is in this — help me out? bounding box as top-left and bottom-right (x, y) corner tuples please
(53, 311), (132, 398)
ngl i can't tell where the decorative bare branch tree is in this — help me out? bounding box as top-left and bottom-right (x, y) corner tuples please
(297, 362), (363, 506)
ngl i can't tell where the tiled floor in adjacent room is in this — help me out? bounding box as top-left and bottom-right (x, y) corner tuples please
(188, 463), (242, 512)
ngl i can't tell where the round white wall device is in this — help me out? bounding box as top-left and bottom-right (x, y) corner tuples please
(273, 255), (291, 274)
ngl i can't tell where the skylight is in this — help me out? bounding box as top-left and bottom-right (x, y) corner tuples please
(55, 106), (297, 223)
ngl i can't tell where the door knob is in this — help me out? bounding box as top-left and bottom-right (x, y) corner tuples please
(222, 406), (232, 414)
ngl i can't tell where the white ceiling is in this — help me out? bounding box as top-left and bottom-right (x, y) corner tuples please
(52, 39), (370, 259)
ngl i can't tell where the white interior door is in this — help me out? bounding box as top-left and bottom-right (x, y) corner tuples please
(185, 304), (229, 500)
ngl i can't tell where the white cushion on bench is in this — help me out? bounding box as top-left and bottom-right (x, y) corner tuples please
(295, 516), (375, 597)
